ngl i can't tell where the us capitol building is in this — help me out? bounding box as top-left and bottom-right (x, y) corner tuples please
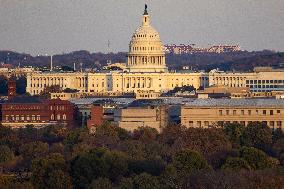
(26, 6), (208, 96)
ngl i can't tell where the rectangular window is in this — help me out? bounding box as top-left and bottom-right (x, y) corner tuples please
(270, 110), (273, 115)
(226, 110), (229, 115)
(233, 110), (236, 115)
(241, 110), (244, 115)
(270, 121), (274, 128)
(277, 121), (282, 128)
(189, 121), (193, 127)
(277, 110), (281, 114)
(219, 110), (222, 116)
(263, 110), (266, 115)
(204, 121), (209, 127)
(217, 121), (224, 126)
(256, 110), (259, 115)
(248, 110), (251, 115)
(197, 121), (201, 127)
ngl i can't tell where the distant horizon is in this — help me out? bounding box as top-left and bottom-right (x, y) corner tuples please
(1, 0), (284, 55)
(0, 47), (281, 57)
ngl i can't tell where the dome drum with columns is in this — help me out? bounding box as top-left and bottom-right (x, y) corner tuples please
(26, 5), (208, 96)
(127, 5), (168, 73)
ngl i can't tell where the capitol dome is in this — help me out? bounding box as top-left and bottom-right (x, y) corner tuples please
(127, 5), (168, 73)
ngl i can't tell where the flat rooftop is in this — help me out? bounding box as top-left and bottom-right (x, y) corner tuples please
(184, 99), (284, 108)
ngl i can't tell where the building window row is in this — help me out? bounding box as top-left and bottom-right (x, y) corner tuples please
(5, 115), (40, 122)
(219, 109), (280, 116)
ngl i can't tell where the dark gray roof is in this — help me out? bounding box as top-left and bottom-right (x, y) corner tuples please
(128, 99), (164, 107)
(185, 99), (284, 107)
(5, 96), (43, 104)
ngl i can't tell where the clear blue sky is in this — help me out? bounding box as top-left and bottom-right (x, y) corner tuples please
(0, 0), (284, 55)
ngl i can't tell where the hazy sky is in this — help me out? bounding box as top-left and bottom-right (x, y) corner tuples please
(0, 0), (284, 55)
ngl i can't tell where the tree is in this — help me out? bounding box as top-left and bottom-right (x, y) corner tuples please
(158, 124), (187, 146)
(133, 173), (161, 189)
(70, 148), (109, 189)
(31, 153), (72, 189)
(272, 128), (284, 142)
(159, 165), (181, 189)
(102, 150), (129, 181)
(172, 150), (211, 175)
(0, 125), (19, 150)
(89, 177), (112, 189)
(172, 128), (232, 158)
(133, 127), (159, 142)
(241, 122), (272, 151)
(221, 157), (251, 170)
(0, 145), (14, 163)
(93, 123), (120, 149)
(240, 147), (272, 170)
(128, 158), (165, 176)
(223, 123), (245, 145)
(117, 177), (134, 189)
(20, 141), (49, 169)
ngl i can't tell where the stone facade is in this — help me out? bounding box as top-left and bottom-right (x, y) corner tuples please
(113, 105), (168, 132)
(181, 99), (284, 129)
(209, 69), (284, 92)
(26, 7), (208, 96)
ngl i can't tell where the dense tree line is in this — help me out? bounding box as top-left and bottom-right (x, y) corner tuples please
(1, 50), (282, 72)
(0, 121), (283, 189)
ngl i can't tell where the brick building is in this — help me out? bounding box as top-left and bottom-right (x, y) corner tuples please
(0, 96), (77, 128)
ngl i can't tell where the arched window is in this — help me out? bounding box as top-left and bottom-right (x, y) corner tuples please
(57, 114), (61, 120)
(51, 114), (54, 120)
(63, 114), (67, 120)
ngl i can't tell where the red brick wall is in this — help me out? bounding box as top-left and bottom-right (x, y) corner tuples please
(0, 98), (76, 128)
(87, 105), (104, 129)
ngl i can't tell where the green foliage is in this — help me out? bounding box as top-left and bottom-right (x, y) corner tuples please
(240, 147), (272, 170)
(31, 153), (72, 189)
(102, 150), (129, 181)
(0, 125), (19, 149)
(128, 158), (165, 176)
(117, 177), (134, 189)
(89, 177), (112, 189)
(221, 157), (251, 170)
(20, 141), (49, 162)
(241, 122), (272, 151)
(133, 127), (159, 142)
(224, 123), (245, 145)
(173, 150), (211, 174)
(133, 173), (161, 189)
(172, 128), (232, 157)
(71, 148), (128, 188)
(272, 128), (284, 142)
(272, 138), (284, 160)
(0, 122), (283, 188)
(0, 145), (14, 163)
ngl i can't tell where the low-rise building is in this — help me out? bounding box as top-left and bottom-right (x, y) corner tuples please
(209, 68), (284, 92)
(0, 96), (77, 128)
(181, 99), (284, 129)
(113, 100), (168, 132)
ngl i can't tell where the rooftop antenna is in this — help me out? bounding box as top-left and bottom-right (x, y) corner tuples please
(50, 55), (53, 71)
(107, 39), (112, 65)
(80, 62), (83, 72)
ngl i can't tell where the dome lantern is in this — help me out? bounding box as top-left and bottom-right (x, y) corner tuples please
(127, 5), (168, 73)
